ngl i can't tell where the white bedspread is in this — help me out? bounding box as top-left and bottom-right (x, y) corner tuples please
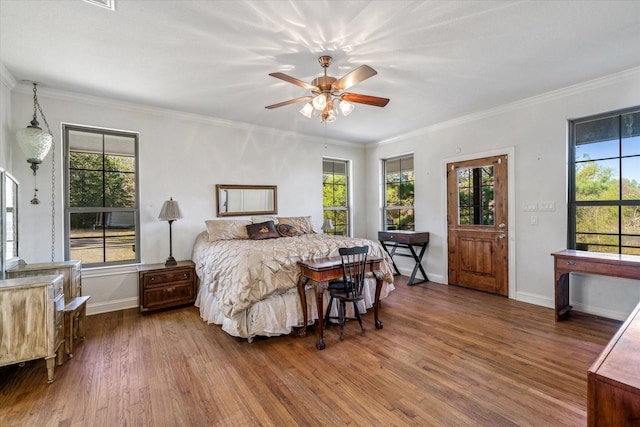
(191, 231), (395, 339)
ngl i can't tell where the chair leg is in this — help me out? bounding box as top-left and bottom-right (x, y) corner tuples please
(353, 301), (364, 335)
(324, 296), (334, 328)
(338, 300), (346, 341)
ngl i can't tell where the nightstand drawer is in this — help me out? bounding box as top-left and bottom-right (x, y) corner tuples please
(143, 268), (193, 288)
(142, 282), (195, 310)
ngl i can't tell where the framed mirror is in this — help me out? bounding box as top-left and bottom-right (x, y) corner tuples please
(216, 184), (277, 217)
(1, 170), (19, 278)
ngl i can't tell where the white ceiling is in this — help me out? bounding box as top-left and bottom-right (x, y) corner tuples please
(1, 1), (639, 144)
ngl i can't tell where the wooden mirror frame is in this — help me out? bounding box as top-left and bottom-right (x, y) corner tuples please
(215, 184), (278, 217)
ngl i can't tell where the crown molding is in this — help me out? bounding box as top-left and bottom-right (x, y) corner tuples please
(375, 66), (640, 147)
(10, 82), (361, 149)
(0, 62), (17, 91)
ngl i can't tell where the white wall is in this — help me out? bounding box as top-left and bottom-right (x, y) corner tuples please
(8, 82), (367, 314)
(0, 64), (15, 172)
(365, 67), (640, 320)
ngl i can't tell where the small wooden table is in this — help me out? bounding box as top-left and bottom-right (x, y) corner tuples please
(551, 250), (640, 321)
(588, 300), (640, 426)
(296, 256), (385, 350)
(378, 231), (430, 286)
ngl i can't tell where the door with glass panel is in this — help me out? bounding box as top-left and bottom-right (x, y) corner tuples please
(447, 155), (508, 296)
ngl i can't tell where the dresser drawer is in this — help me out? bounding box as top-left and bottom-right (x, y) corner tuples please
(143, 268), (193, 288)
(142, 282), (195, 310)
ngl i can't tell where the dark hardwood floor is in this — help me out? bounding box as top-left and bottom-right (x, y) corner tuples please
(0, 277), (621, 426)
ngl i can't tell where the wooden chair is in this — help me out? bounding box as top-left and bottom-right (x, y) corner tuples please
(324, 246), (369, 341)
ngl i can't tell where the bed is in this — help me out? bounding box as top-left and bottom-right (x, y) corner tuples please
(192, 216), (395, 341)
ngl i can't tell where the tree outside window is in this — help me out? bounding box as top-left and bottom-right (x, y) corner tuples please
(64, 126), (139, 266)
(569, 108), (640, 254)
(384, 155), (414, 231)
(322, 159), (349, 236)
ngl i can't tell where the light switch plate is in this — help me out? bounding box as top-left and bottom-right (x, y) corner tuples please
(523, 202), (538, 212)
(539, 201), (555, 211)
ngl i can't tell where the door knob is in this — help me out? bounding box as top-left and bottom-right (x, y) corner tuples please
(499, 223), (506, 228)
(499, 233), (506, 239)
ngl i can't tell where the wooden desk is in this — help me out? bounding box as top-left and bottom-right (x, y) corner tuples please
(552, 250), (640, 321)
(588, 300), (640, 426)
(378, 231), (429, 286)
(296, 256), (384, 350)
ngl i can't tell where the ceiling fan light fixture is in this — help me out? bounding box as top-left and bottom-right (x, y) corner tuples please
(339, 99), (355, 116)
(312, 93), (327, 110)
(300, 102), (314, 118)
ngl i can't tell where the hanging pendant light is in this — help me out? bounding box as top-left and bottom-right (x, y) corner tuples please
(16, 83), (53, 176)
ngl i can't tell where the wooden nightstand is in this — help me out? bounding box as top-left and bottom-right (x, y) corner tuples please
(137, 260), (197, 314)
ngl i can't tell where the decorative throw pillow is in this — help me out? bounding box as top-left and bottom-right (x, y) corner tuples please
(251, 215), (278, 225)
(246, 221), (279, 240)
(277, 216), (315, 234)
(205, 219), (250, 242)
(276, 223), (301, 237)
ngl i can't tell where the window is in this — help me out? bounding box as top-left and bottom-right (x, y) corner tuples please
(383, 155), (414, 231)
(569, 106), (640, 254)
(64, 125), (139, 266)
(322, 159), (350, 236)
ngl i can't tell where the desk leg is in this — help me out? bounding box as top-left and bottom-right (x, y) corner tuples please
(555, 272), (572, 321)
(295, 276), (309, 337)
(315, 280), (327, 350)
(407, 244), (429, 286)
(380, 241), (401, 276)
(374, 271), (384, 329)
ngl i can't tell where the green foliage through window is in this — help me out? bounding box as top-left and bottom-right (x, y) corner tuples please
(323, 159), (349, 236)
(64, 126), (139, 266)
(384, 155), (414, 230)
(570, 108), (640, 254)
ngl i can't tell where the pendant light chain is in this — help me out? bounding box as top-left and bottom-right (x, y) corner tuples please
(33, 85), (56, 262)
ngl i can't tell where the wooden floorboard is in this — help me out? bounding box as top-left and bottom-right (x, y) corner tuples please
(0, 277), (622, 426)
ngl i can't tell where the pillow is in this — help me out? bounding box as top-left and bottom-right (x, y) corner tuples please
(277, 216), (315, 234)
(246, 221), (279, 240)
(205, 219), (250, 242)
(276, 223), (301, 237)
(251, 215), (278, 225)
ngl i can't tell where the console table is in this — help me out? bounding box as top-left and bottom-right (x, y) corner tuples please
(551, 250), (640, 321)
(378, 231), (429, 286)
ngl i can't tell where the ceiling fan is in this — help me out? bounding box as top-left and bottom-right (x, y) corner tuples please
(265, 55), (390, 123)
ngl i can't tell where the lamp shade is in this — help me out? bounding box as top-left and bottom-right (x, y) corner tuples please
(16, 121), (52, 163)
(158, 198), (183, 221)
(321, 219), (334, 232)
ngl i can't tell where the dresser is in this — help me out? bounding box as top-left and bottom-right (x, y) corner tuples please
(6, 260), (89, 358)
(0, 274), (65, 383)
(6, 260), (82, 301)
(138, 260), (197, 313)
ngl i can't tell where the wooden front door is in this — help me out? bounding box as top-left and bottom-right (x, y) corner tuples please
(447, 155), (508, 296)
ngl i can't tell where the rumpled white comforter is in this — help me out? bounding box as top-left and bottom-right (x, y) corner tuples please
(191, 231), (395, 339)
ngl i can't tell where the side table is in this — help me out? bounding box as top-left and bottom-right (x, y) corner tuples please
(138, 260), (197, 314)
(378, 231), (430, 286)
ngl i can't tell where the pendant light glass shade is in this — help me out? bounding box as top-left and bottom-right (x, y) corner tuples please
(16, 120), (53, 163)
(299, 102), (314, 118)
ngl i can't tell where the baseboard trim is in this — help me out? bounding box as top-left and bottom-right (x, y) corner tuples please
(87, 297), (138, 315)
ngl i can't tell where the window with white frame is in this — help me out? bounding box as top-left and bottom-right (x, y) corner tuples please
(322, 158), (350, 236)
(568, 106), (640, 254)
(383, 154), (414, 231)
(64, 124), (140, 266)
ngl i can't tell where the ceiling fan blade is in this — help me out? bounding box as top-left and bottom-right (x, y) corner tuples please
(341, 93), (390, 107)
(332, 65), (377, 91)
(269, 72), (319, 92)
(265, 96), (312, 109)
